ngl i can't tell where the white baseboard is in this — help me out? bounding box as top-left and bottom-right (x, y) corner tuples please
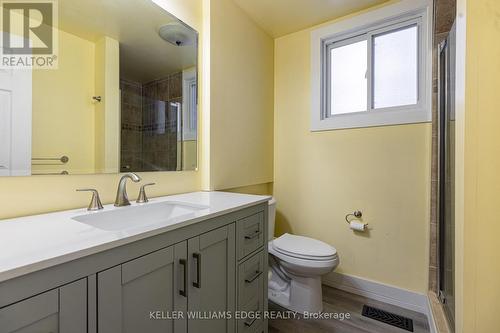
(322, 272), (434, 323)
(426, 293), (438, 333)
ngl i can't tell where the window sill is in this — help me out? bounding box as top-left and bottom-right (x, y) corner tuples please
(310, 106), (431, 131)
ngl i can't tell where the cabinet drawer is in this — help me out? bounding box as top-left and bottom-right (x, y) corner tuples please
(238, 250), (265, 307)
(237, 290), (264, 333)
(237, 212), (264, 260)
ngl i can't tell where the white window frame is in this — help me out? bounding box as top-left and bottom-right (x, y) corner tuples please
(311, 0), (432, 131)
(182, 67), (197, 141)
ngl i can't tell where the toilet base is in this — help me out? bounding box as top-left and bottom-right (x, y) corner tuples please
(268, 269), (323, 314)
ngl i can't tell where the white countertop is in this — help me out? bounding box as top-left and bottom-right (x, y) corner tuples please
(0, 191), (271, 283)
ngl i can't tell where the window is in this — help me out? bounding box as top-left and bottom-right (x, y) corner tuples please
(311, 2), (431, 131)
(372, 25), (418, 109)
(325, 20), (420, 117)
(329, 38), (368, 115)
(182, 68), (197, 141)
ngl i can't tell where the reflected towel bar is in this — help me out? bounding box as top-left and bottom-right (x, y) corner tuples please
(32, 170), (69, 175)
(31, 156), (69, 165)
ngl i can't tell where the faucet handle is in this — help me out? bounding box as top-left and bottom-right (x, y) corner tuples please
(77, 189), (104, 211)
(136, 183), (155, 203)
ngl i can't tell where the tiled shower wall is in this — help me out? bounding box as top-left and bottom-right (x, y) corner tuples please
(120, 80), (143, 172)
(120, 72), (182, 172)
(142, 73), (182, 172)
(429, 0), (456, 293)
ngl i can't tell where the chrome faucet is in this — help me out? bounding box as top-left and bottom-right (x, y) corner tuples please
(115, 173), (141, 207)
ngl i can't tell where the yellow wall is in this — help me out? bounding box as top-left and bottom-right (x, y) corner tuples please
(274, 13), (431, 293)
(33, 32), (120, 176)
(0, 0), (203, 220)
(183, 140), (198, 171)
(208, 0), (274, 190)
(455, 0), (500, 331)
(94, 36), (120, 174)
(32, 30), (96, 175)
(224, 182), (273, 196)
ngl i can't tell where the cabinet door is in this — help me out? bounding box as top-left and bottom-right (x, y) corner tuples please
(0, 279), (87, 333)
(98, 243), (188, 333)
(188, 224), (236, 333)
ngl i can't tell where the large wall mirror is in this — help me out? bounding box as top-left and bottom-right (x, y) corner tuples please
(0, 0), (198, 176)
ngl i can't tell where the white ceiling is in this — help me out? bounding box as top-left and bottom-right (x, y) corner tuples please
(233, 0), (391, 37)
(58, 0), (197, 83)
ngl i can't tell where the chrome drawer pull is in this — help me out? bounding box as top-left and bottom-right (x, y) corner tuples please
(244, 230), (261, 240)
(245, 270), (262, 283)
(244, 317), (257, 327)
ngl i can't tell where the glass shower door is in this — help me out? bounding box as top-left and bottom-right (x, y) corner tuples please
(438, 23), (456, 329)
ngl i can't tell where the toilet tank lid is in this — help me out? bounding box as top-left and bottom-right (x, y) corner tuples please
(272, 233), (336, 259)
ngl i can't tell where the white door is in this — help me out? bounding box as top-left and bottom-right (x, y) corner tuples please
(0, 68), (32, 176)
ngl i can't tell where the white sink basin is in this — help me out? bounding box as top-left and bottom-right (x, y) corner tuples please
(72, 201), (208, 231)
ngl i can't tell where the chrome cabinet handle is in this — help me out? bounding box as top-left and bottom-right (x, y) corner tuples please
(179, 259), (187, 297)
(245, 230), (262, 240)
(244, 317), (257, 327)
(76, 189), (104, 211)
(193, 253), (201, 288)
(245, 270), (262, 284)
(136, 182), (155, 203)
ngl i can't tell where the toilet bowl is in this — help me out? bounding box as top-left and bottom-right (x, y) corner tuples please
(267, 199), (339, 313)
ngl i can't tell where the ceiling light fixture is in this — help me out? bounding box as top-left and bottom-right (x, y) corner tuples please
(158, 22), (195, 46)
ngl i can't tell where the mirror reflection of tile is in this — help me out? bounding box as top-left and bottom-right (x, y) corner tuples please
(120, 72), (182, 173)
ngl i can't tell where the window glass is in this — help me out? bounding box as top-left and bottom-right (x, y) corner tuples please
(330, 40), (367, 115)
(373, 25), (418, 109)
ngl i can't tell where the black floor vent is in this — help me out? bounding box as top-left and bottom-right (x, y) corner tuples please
(362, 305), (414, 332)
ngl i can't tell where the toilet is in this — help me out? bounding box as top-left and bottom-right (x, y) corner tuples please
(267, 198), (339, 313)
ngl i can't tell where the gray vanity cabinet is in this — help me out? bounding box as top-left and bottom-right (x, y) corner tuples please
(97, 224), (236, 333)
(0, 278), (87, 333)
(187, 224), (236, 333)
(97, 243), (187, 333)
(0, 202), (268, 333)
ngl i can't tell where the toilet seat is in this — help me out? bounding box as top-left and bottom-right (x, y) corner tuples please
(272, 233), (337, 261)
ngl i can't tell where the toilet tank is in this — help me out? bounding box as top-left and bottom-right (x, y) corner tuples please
(268, 198), (276, 241)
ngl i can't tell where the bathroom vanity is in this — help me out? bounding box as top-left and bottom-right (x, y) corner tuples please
(0, 192), (269, 333)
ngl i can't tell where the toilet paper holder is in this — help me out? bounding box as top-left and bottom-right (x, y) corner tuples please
(345, 211), (368, 231)
(345, 210), (363, 224)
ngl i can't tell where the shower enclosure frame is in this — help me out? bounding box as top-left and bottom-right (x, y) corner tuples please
(437, 23), (456, 330)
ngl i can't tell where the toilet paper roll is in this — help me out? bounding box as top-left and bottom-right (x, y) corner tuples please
(349, 221), (367, 231)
